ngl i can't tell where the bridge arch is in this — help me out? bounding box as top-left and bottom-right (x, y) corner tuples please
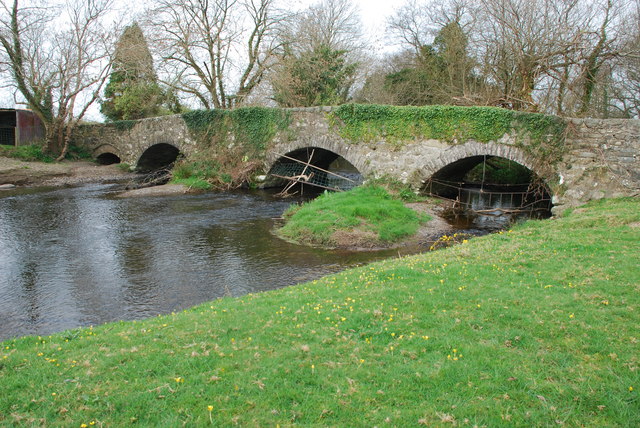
(267, 136), (373, 178)
(418, 141), (554, 217)
(93, 144), (122, 165)
(416, 141), (552, 186)
(135, 142), (182, 172)
(266, 145), (363, 191)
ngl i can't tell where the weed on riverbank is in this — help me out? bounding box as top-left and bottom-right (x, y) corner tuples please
(0, 144), (56, 162)
(1, 198), (638, 426)
(0, 144), (93, 163)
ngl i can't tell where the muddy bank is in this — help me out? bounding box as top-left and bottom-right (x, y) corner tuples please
(0, 157), (203, 199)
(330, 202), (455, 251)
(0, 157), (132, 187)
(116, 184), (191, 198)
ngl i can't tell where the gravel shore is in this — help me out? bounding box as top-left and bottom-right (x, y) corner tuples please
(0, 156), (132, 187)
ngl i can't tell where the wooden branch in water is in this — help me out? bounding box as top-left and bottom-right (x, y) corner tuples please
(276, 149), (316, 197)
(270, 174), (343, 193)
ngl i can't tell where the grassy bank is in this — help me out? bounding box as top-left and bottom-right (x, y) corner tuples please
(277, 185), (429, 248)
(0, 144), (93, 163)
(1, 198), (639, 426)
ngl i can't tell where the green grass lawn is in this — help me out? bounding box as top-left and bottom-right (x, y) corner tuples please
(278, 185), (429, 247)
(1, 198), (639, 426)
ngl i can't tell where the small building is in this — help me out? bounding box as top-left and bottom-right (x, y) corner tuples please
(0, 108), (45, 146)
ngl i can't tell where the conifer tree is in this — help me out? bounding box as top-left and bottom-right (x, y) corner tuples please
(101, 23), (165, 121)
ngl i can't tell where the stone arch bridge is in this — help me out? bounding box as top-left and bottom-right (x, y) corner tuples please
(73, 107), (640, 213)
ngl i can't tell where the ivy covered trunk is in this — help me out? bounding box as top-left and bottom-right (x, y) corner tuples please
(44, 119), (66, 156)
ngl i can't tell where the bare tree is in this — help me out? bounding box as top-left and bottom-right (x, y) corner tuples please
(607, 0), (640, 117)
(292, 0), (363, 53)
(387, 0), (631, 116)
(383, 0), (482, 106)
(388, 0), (471, 55)
(147, 0), (284, 110)
(0, 0), (117, 158)
(268, 0), (364, 107)
(474, 0), (589, 111)
(537, 0), (627, 116)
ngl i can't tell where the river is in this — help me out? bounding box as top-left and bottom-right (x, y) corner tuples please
(0, 184), (421, 341)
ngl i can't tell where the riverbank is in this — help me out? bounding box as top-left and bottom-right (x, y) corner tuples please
(0, 156), (132, 187)
(1, 197), (638, 426)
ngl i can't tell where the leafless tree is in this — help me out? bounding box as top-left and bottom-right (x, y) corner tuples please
(607, 0), (640, 117)
(537, 0), (628, 116)
(388, 0), (471, 55)
(147, 0), (284, 110)
(473, 0), (590, 111)
(0, 0), (118, 158)
(386, 0), (633, 116)
(268, 0), (364, 107)
(290, 0), (363, 53)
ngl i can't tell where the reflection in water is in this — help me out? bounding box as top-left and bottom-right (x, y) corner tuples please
(445, 186), (551, 230)
(0, 184), (407, 341)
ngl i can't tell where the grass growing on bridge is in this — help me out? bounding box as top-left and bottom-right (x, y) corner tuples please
(331, 104), (567, 162)
(277, 185), (429, 248)
(1, 198), (639, 426)
(175, 107), (292, 189)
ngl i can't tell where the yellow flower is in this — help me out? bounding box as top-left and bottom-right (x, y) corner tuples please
(208, 405), (214, 412)
(630, 386), (634, 392)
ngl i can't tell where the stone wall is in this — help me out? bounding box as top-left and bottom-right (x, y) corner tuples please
(556, 118), (640, 212)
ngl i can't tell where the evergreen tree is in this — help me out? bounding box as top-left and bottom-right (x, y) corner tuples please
(272, 45), (357, 107)
(101, 23), (165, 121)
(383, 21), (478, 106)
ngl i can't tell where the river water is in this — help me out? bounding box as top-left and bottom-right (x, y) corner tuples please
(0, 184), (418, 341)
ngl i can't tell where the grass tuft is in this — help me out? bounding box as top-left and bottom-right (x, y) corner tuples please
(277, 185), (429, 247)
(171, 176), (213, 190)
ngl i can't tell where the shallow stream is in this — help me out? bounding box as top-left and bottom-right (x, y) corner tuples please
(0, 184), (424, 341)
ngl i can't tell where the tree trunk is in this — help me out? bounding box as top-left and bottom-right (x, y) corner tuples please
(44, 120), (65, 156)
